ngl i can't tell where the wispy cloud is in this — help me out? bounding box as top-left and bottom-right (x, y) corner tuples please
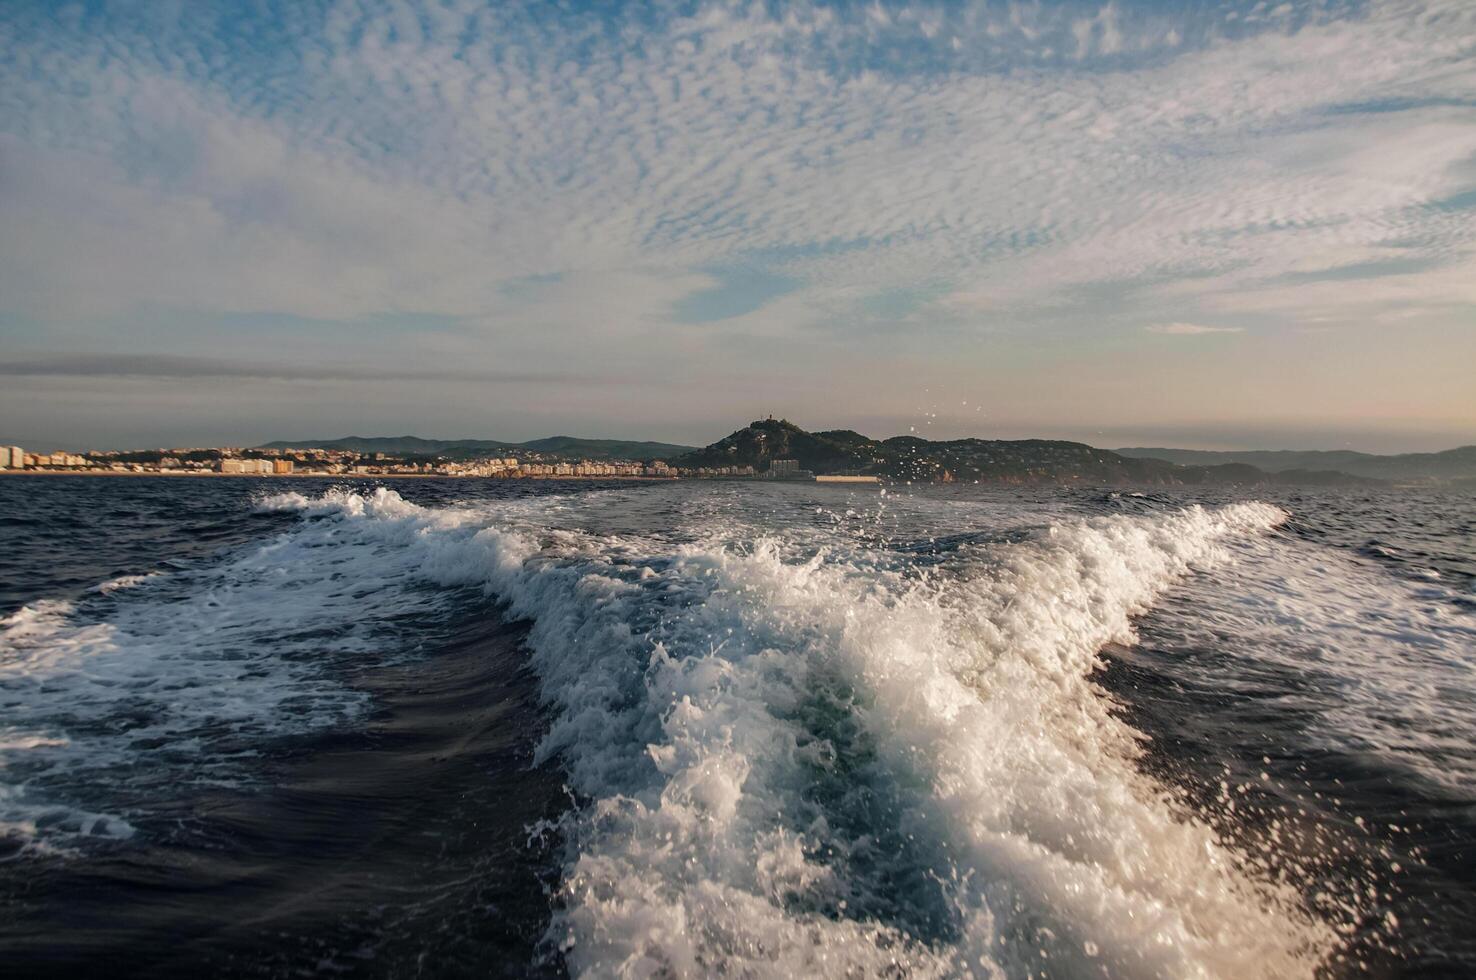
(0, 353), (595, 385)
(1145, 323), (1244, 335)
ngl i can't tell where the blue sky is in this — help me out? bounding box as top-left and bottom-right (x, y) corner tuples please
(1, 0), (1473, 451)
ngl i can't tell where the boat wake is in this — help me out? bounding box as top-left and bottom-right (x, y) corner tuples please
(256, 488), (1334, 977)
(1, 484), (1356, 976)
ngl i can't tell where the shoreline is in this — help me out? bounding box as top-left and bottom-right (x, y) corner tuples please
(0, 470), (684, 481)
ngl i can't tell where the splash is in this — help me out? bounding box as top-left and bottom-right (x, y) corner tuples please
(257, 489), (1333, 977)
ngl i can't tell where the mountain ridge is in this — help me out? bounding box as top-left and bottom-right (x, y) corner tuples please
(257, 435), (698, 460)
(676, 419), (1384, 486)
(1116, 445), (1476, 481)
(255, 425), (1471, 484)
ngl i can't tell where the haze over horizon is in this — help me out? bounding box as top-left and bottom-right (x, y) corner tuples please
(3, 0), (1474, 454)
(12, 418), (1476, 458)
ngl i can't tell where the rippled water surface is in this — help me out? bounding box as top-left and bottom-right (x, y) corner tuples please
(0, 476), (1472, 977)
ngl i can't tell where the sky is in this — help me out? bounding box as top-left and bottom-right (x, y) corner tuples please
(1, 0), (1473, 453)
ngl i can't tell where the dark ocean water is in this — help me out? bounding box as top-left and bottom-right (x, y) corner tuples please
(0, 476), (1472, 978)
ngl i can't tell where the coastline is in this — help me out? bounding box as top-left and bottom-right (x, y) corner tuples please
(0, 470), (682, 481)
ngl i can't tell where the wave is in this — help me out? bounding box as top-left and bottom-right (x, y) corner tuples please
(1149, 516), (1476, 801)
(253, 488), (1333, 977)
(0, 490), (482, 857)
(95, 572), (163, 595)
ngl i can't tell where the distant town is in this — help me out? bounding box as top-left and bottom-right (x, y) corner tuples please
(3, 418), (1473, 486)
(0, 444), (738, 479)
(0, 442), (874, 482)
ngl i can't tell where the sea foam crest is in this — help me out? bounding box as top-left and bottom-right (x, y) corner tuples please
(0, 488), (482, 856)
(265, 489), (1332, 978)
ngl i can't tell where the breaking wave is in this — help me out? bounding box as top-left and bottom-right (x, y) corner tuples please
(240, 488), (1333, 977)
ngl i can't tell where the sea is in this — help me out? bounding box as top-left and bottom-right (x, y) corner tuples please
(0, 476), (1472, 979)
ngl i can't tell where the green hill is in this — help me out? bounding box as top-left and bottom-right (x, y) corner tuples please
(678, 419), (1380, 486)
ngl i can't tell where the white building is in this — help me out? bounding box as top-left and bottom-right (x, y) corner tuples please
(221, 458), (273, 474)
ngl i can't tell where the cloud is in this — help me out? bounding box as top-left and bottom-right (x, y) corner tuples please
(0, 0), (1473, 446)
(0, 353), (595, 385)
(1, 0), (1473, 326)
(1145, 323), (1245, 335)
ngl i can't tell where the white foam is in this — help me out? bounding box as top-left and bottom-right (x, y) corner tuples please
(0, 489), (489, 853)
(258, 488), (1334, 977)
(1152, 526), (1476, 796)
(3, 484), (1350, 973)
(96, 572), (163, 595)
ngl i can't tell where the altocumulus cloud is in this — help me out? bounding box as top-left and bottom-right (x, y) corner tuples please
(1, 0), (1473, 330)
(0, 0), (1474, 448)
